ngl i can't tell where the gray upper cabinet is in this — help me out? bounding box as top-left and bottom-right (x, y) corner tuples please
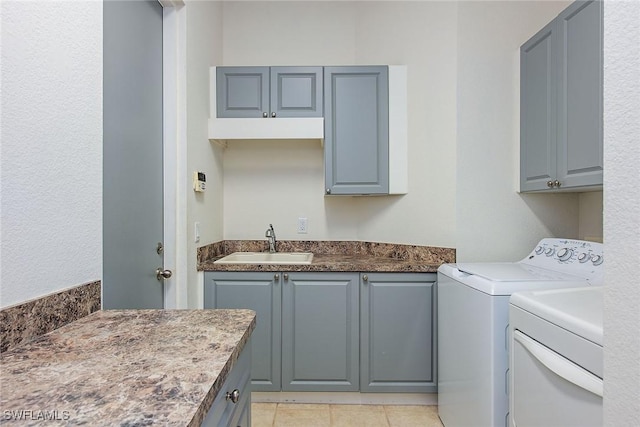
(360, 273), (437, 393)
(324, 66), (390, 195)
(216, 67), (269, 118)
(282, 272), (359, 392)
(204, 272), (282, 392)
(270, 67), (323, 118)
(520, 0), (603, 192)
(217, 66), (322, 119)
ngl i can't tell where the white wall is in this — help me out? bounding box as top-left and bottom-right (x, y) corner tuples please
(578, 191), (603, 242)
(0, 1), (102, 308)
(185, 0), (224, 307)
(603, 1), (640, 424)
(220, 1), (458, 248)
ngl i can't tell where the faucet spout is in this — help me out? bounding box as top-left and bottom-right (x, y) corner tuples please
(265, 224), (277, 253)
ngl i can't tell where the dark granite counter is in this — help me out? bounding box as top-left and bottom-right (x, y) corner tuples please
(0, 309), (256, 426)
(198, 240), (456, 273)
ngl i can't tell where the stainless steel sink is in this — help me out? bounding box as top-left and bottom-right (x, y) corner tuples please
(214, 252), (314, 265)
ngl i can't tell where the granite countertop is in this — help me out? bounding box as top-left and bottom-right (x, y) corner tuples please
(0, 309), (256, 426)
(198, 240), (456, 273)
(200, 253), (446, 272)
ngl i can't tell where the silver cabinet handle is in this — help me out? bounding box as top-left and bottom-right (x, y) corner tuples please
(553, 180), (561, 188)
(225, 389), (240, 404)
(156, 268), (172, 280)
(271, 112), (276, 118)
(326, 188), (331, 194)
(274, 274), (280, 281)
(283, 273), (289, 281)
(362, 274), (368, 282)
(547, 181), (554, 188)
(262, 112), (268, 118)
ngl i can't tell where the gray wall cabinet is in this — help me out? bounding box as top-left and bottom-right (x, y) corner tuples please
(204, 272), (282, 392)
(324, 66), (390, 195)
(520, 0), (603, 192)
(282, 272), (360, 391)
(216, 66), (322, 118)
(360, 273), (437, 393)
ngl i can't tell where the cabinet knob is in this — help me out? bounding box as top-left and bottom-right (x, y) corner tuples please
(262, 112), (268, 118)
(362, 274), (368, 282)
(271, 112), (276, 118)
(283, 273), (289, 281)
(553, 180), (561, 188)
(547, 181), (554, 188)
(274, 274), (280, 281)
(326, 188), (331, 194)
(225, 389), (240, 404)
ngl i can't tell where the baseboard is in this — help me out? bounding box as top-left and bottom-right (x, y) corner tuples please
(252, 391), (438, 406)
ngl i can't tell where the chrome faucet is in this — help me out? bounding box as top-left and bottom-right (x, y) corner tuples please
(265, 224), (277, 253)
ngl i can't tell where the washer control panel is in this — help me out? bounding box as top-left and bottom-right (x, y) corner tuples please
(524, 238), (604, 283)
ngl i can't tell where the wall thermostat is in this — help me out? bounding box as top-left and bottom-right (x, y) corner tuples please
(193, 171), (206, 192)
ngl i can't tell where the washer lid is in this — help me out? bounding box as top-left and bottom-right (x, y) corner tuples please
(457, 262), (585, 282)
(510, 286), (603, 346)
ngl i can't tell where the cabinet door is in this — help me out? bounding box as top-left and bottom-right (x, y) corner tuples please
(520, 21), (557, 192)
(270, 67), (323, 118)
(216, 67), (270, 118)
(360, 273), (437, 392)
(282, 272), (359, 391)
(324, 66), (389, 195)
(204, 272), (281, 391)
(556, 0), (603, 188)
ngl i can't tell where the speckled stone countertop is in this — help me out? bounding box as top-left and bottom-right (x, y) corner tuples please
(0, 309), (256, 426)
(198, 240), (456, 273)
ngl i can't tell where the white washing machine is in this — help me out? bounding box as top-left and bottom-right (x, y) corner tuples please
(509, 286), (603, 427)
(437, 238), (604, 427)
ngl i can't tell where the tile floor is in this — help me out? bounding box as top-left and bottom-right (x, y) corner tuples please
(251, 403), (445, 427)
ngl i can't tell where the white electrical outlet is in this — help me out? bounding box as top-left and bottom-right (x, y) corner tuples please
(297, 217), (308, 234)
(194, 222), (200, 243)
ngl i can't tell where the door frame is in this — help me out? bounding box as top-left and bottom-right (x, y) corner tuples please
(160, 0), (187, 308)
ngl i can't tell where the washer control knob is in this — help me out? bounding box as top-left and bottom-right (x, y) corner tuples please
(545, 248), (555, 256)
(535, 246), (544, 255)
(591, 254), (603, 266)
(557, 248), (573, 261)
(578, 253), (590, 263)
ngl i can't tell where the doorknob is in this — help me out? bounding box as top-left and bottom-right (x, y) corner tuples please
(156, 268), (172, 280)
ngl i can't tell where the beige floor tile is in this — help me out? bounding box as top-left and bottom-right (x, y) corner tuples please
(330, 404), (389, 427)
(252, 402), (277, 427)
(384, 405), (443, 427)
(274, 403), (331, 427)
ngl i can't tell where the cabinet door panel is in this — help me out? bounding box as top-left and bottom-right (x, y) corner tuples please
(282, 273), (359, 391)
(324, 66), (389, 195)
(520, 22), (557, 192)
(361, 273), (436, 392)
(271, 67), (323, 118)
(216, 67), (269, 118)
(556, 0), (603, 187)
(204, 272), (281, 391)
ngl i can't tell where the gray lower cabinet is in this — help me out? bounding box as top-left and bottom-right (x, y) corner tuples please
(282, 272), (360, 391)
(204, 272), (282, 392)
(216, 66), (323, 118)
(520, 0), (602, 192)
(202, 340), (252, 427)
(324, 66), (389, 195)
(205, 270), (434, 394)
(360, 273), (437, 393)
